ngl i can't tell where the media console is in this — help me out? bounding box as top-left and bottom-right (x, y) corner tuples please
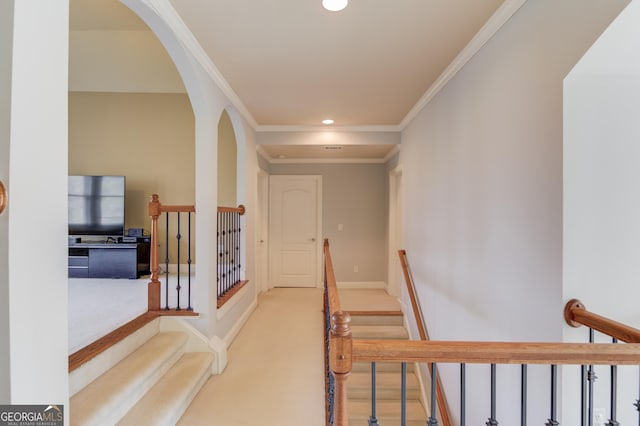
(68, 239), (151, 279)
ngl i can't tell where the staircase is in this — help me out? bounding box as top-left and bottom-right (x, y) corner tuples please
(69, 317), (213, 426)
(339, 289), (429, 426)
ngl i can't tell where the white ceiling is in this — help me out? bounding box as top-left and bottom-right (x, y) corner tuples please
(69, 0), (510, 160)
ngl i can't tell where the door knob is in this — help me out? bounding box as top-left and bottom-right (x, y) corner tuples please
(311, 238), (316, 242)
(0, 181), (6, 215)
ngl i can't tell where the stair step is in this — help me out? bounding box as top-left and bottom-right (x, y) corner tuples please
(70, 332), (188, 426)
(118, 352), (212, 426)
(351, 325), (409, 340)
(70, 317), (160, 397)
(348, 314), (404, 326)
(352, 361), (415, 373)
(348, 371), (421, 400)
(348, 399), (427, 425)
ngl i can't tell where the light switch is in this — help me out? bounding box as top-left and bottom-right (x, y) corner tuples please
(338, 223), (343, 231)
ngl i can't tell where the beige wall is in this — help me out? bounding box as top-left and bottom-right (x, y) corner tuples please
(217, 110), (237, 207)
(69, 92), (195, 262)
(269, 163), (388, 282)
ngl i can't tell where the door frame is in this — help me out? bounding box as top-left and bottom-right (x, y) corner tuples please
(256, 169), (269, 293)
(388, 166), (403, 297)
(268, 174), (323, 288)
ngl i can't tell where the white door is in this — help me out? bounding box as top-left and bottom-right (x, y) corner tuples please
(256, 170), (269, 293)
(269, 175), (322, 287)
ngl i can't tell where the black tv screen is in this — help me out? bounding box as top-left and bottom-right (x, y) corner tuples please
(68, 175), (125, 237)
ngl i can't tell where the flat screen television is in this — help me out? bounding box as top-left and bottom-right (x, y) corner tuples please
(68, 175), (125, 238)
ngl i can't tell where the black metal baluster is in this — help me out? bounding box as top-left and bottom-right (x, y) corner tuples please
(401, 362), (407, 426)
(234, 210), (239, 285)
(460, 363), (466, 426)
(486, 364), (498, 426)
(582, 362), (588, 426)
(635, 366), (640, 426)
(164, 213), (170, 310)
(224, 212), (233, 293)
(216, 212), (220, 300)
(606, 338), (620, 426)
(588, 328), (596, 426)
(428, 363), (438, 426)
(521, 364), (527, 426)
(545, 365), (559, 426)
(368, 362), (379, 426)
(237, 210), (242, 284)
(176, 212), (181, 310)
(187, 211), (192, 311)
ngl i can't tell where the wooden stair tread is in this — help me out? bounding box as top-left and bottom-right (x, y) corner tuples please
(71, 332), (188, 426)
(351, 325), (409, 340)
(348, 399), (427, 420)
(348, 371), (420, 389)
(118, 352), (212, 426)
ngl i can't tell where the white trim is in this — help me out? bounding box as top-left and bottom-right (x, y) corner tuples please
(256, 124), (401, 133)
(268, 157), (390, 165)
(399, 0), (527, 129)
(222, 297), (258, 347)
(216, 283), (250, 320)
(336, 281), (387, 289)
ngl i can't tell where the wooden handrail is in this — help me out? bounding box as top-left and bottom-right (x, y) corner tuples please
(218, 205), (245, 215)
(399, 249), (451, 426)
(564, 298), (640, 343)
(324, 239), (341, 314)
(353, 339), (640, 365)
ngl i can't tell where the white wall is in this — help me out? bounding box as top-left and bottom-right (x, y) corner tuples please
(5, 0), (70, 413)
(0, 0), (14, 405)
(400, 0), (628, 423)
(564, 1), (640, 424)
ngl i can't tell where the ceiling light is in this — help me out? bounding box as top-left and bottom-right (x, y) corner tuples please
(322, 0), (348, 12)
(322, 119), (335, 125)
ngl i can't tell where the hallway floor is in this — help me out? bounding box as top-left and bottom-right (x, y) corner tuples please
(178, 287), (326, 426)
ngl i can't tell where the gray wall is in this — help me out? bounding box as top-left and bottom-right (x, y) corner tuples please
(270, 163), (388, 283)
(400, 0), (629, 423)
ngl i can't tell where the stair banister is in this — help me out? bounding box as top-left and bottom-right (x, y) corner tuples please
(564, 298), (640, 343)
(398, 249), (452, 426)
(148, 194), (196, 312)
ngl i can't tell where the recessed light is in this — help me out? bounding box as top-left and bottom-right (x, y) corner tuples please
(322, 119), (335, 125)
(322, 0), (348, 12)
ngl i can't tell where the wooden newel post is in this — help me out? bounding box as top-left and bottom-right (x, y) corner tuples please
(330, 310), (353, 426)
(148, 194), (162, 311)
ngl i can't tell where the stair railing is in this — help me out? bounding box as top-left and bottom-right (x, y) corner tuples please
(148, 194), (196, 313)
(324, 239), (640, 425)
(216, 205), (248, 308)
(565, 299), (640, 425)
(398, 249), (452, 426)
(149, 195), (248, 313)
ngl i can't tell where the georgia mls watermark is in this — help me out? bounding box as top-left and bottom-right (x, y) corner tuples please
(0, 405), (63, 426)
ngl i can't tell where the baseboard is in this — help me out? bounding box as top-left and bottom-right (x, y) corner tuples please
(336, 281), (387, 289)
(222, 297), (258, 347)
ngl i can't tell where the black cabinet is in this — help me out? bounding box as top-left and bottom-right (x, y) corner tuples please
(68, 242), (151, 279)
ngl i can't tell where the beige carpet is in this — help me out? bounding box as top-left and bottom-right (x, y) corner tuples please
(179, 288), (326, 426)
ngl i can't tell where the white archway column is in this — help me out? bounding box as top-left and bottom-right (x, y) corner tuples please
(1, 0), (69, 410)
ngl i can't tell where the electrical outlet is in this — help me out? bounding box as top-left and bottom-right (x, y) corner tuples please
(594, 408), (606, 426)
(353, 265), (359, 273)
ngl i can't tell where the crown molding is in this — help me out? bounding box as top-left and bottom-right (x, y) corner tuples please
(399, 0), (528, 130)
(255, 124), (402, 133)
